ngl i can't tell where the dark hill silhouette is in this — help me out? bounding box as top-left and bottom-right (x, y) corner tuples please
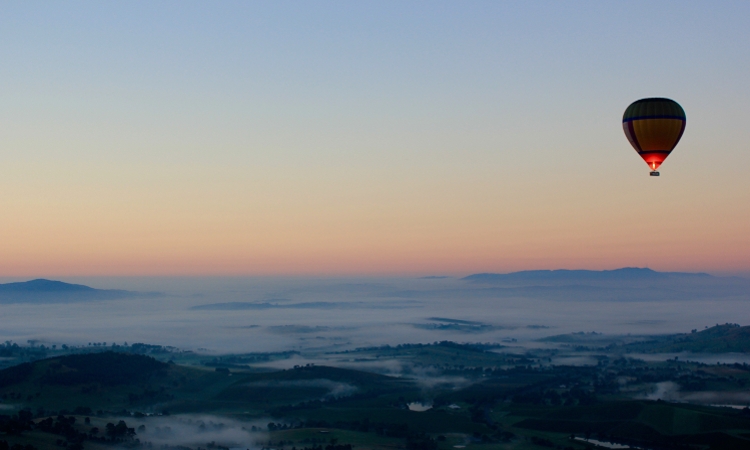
(0, 279), (157, 303)
(0, 352), (168, 388)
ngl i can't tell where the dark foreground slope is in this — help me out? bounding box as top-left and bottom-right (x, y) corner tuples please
(624, 323), (750, 353)
(0, 352), (414, 414)
(3, 351), (750, 449)
(542, 323), (750, 353)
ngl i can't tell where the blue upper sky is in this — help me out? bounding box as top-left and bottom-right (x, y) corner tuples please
(1, 1), (749, 276)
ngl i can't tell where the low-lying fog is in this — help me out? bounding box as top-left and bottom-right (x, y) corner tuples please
(120, 414), (264, 448)
(1, 275), (749, 354)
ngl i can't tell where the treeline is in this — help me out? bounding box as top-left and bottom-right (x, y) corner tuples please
(0, 342), (49, 360)
(264, 420), (522, 449)
(36, 415), (86, 450)
(204, 351), (300, 369)
(511, 387), (597, 406)
(265, 420), (437, 450)
(285, 444), (353, 450)
(2, 412), (139, 450)
(38, 415), (137, 446)
(339, 341), (503, 354)
(0, 341), (181, 367)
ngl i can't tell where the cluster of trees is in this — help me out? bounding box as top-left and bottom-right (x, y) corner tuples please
(0, 441), (36, 450)
(265, 416), (512, 448)
(125, 343), (178, 355)
(404, 435), (437, 450)
(464, 431), (517, 445)
(0, 410), (34, 434)
(288, 444), (353, 450)
(0, 342), (51, 361)
(36, 415), (85, 450)
(206, 351), (299, 368)
(263, 436), (423, 450)
(591, 358), (750, 393)
(269, 388), (388, 416)
(0, 342), (24, 357)
(1, 392), (28, 401)
(512, 387), (597, 406)
(264, 420), (440, 450)
(128, 386), (174, 404)
(85, 342), (180, 355)
(3, 411), (139, 449)
(528, 436), (568, 448)
(105, 420), (136, 438)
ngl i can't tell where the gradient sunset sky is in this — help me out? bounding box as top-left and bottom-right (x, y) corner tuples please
(1, 1), (749, 276)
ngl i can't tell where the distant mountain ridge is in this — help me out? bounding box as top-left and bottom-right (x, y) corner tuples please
(0, 279), (154, 303)
(463, 267), (712, 283)
(0, 279), (98, 293)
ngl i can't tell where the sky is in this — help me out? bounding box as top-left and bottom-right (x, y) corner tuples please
(1, 1), (749, 277)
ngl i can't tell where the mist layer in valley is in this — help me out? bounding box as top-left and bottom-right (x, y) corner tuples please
(1, 269), (748, 356)
(0, 269), (750, 353)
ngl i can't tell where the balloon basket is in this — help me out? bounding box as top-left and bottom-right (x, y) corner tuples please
(650, 171), (660, 176)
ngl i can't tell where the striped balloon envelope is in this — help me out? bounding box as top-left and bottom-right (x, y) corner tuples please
(622, 98), (686, 174)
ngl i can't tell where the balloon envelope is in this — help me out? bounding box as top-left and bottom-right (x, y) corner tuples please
(622, 98), (686, 171)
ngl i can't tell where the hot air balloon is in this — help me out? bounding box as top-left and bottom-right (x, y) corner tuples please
(622, 98), (686, 176)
